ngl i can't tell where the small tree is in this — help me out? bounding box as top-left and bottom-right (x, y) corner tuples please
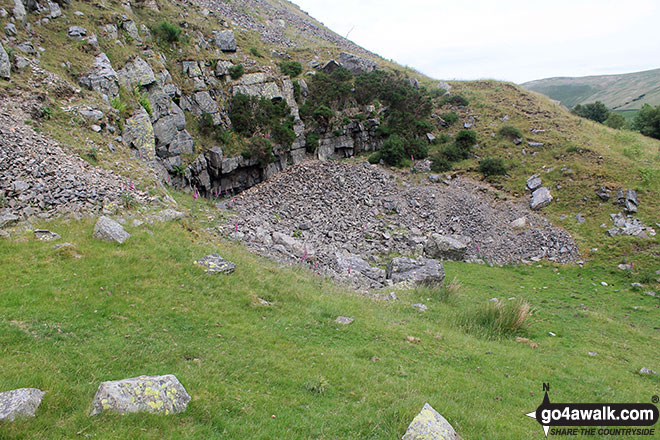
(604, 113), (626, 129)
(479, 158), (507, 177)
(228, 64), (245, 80)
(632, 104), (660, 139)
(572, 101), (610, 123)
(379, 135), (406, 166)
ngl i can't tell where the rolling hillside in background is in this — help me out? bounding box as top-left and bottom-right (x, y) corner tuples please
(522, 67), (660, 112)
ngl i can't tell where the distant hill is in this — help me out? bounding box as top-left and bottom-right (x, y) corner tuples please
(522, 68), (660, 111)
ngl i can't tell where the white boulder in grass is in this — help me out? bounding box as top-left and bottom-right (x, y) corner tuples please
(90, 374), (190, 416)
(402, 403), (461, 440)
(0, 388), (45, 422)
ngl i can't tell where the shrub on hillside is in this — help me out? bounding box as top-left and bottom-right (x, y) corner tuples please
(229, 93), (294, 146)
(152, 21), (182, 43)
(572, 101), (610, 123)
(279, 61), (303, 77)
(604, 112), (626, 129)
(441, 111), (459, 126)
(632, 104), (660, 139)
(442, 94), (469, 107)
(478, 158), (507, 177)
(379, 135), (406, 166)
(441, 143), (469, 162)
(498, 125), (522, 139)
(455, 129), (477, 149)
(430, 154), (453, 172)
(305, 133), (320, 153)
(228, 64), (245, 80)
(243, 137), (275, 167)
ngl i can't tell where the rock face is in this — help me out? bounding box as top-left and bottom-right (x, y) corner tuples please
(0, 42), (10, 80)
(117, 56), (156, 89)
(386, 257), (445, 286)
(195, 254), (236, 274)
(0, 388), (45, 422)
(530, 187), (552, 210)
(402, 403), (461, 440)
(123, 108), (155, 160)
(90, 375), (190, 416)
(213, 30), (236, 51)
(337, 52), (377, 75)
(334, 251), (386, 287)
(78, 53), (120, 100)
(93, 216), (130, 244)
(424, 234), (468, 261)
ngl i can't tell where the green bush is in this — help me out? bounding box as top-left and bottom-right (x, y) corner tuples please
(441, 143), (469, 162)
(229, 93), (296, 147)
(379, 135), (406, 166)
(433, 133), (451, 144)
(478, 158), (507, 177)
(632, 104), (660, 139)
(271, 119), (296, 147)
(498, 125), (522, 139)
(312, 105), (333, 125)
(152, 21), (182, 44)
(430, 154), (453, 172)
(604, 113), (626, 129)
(292, 81), (302, 104)
(228, 64), (245, 80)
(442, 111), (459, 125)
(442, 95), (469, 107)
(455, 129), (477, 149)
(305, 133), (320, 153)
(572, 101), (610, 123)
(368, 151), (381, 164)
(250, 47), (263, 58)
(245, 138), (275, 167)
(279, 61), (303, 78)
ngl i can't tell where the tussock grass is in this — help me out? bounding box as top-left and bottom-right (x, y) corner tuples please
(461, 298), (533, 339)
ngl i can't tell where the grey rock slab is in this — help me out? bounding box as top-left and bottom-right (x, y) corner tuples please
(34, 229), (60, 241)
(213, 30), (236, 52)
(337, 52), (377, 75)
(526, 174), (542, 191)
(0, 43), (10, 80)
(424, 234), (468, 261)
(152, 209), (184, 222)
(530, 187), (552, 210)
(0, 213), (19, 228)
(0, 388), (45, 422)
(640, 368), (657, 375)
(90, 375), (190, 416)
(335, 316), (354, 325)
(68, 26), (87, 40)
(412, 303), (428, 312)
(118, 57), (156, 88)
(93, 216), (130, 244)
(402, 403), (461, 440)
(195, 254), (236, 274)
(386, 257), (445, 286)
(78, 53), (119, 99)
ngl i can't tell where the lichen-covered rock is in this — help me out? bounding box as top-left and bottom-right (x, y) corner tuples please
(0, 213), (19, 228)
(526, 174), (542, 191)
(334, 251), (386, 286)
(90, 375), (190, 416)
(0, 43), (10, 80)
(386, 257), (445, 286)
(118, 57), (156, 88)
(123, 108), (155, 160)
(78, 53), (120, 99)
(530, 187), (552, 210)
(93, 216), (130, 244)
(195, 254), (236, 274)
(402, 403), (461, 440)
(337, 52), (377, 75)
(67, 26), (87, 40)
(0, 388), (45, 422)
(12, 0), (26, 23)
(424, 234), (468, 261)
(213, 30), (236, 51)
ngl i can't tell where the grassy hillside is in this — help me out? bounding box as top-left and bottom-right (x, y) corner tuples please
(0, 195), (658, 439)
(522, 68), (660, 111)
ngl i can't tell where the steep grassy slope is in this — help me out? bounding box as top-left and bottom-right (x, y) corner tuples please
(522, 68), (660, 111)
(0, 195), (658, 439)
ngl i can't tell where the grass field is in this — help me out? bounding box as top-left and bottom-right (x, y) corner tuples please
(1, 195), (658, 439)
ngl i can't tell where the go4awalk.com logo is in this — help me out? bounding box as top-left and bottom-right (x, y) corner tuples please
(525, 384), (659, 437)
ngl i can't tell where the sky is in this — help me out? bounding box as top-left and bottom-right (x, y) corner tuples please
(293, 0), (660, 83)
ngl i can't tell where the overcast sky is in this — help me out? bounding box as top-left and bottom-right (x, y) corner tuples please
(293, 0), (660, 83)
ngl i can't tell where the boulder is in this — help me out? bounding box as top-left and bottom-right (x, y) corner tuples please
(152, 209), (184, 222)
(511, 217), (526, 229)
(338, 52), (377, 75)
(117, 57), (156, 88)
(424, 234), (468, 261)
(386, 257), (445, 286)
(402, 403), (461, 440)
(616, 188), (638, 213)
(67, 26), (87, 40)
(335, 316), (353, 325)
(4, 23), (17, 37)
(0, 388), (45, 422)
(0, 43), (10, 80)
(34, 229), (60, 241)
(334, 251), (386, 285)
(213, 30), (236, 52)
(321, 59), (341, 74)
(595, 187), (610, 201)
(93, 216), (130, 244)
(195, 253), (236, 274)
(48, 1), (61, 18)
(0, 213), (19, 228)
(12, 0), (26, 23)
(90, 375), (190, 416)
(530, 187), (552, 210)
(526, 174), (542, 191)
(78, 53), (120, 99)
(123, 108), (155, 160)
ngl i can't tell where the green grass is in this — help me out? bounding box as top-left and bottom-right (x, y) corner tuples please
(0, 195), (658, 439)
